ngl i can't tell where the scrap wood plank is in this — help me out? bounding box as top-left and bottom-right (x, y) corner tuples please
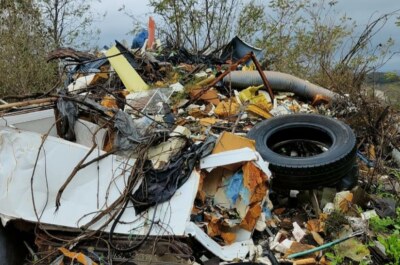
(0, 97), (57, 111)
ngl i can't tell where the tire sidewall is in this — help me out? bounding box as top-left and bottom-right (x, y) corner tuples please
(248, 114), (356, 168)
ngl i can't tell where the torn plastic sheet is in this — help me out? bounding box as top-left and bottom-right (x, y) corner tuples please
(200, 147), (271, 176)
(187, 147), (271, 260)
(0, 127), (198, 236)
(147, 126), (189, 169)
(225, 171), (251, 206)
(132, 136), (216, 213)
(74, 57), (108, 74)
(132, 136), (215, 214)
(57, 97), (79, 141)
(185, 222), (254, 261)
(220, 36), (263, 63)
(124, 88), (175, 115)
(114, 110), (152, 150)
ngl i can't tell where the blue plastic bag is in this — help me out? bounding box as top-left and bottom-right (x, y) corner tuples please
(131, 29), (148, 49)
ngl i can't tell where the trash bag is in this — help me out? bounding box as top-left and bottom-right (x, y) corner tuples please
(132, 136), (216, 214)
(57, 97), (79, 141)
(0, 224), (27, 265)
(114, 111), (152, 151)
(372, 197), (397, 218)
(131, 29), (148, 49)
(162, 102), (175, 125)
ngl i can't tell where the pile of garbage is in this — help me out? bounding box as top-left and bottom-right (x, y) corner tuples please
(0, 20), (399, 265)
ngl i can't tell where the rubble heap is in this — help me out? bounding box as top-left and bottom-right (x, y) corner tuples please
(0, 29), (399, 265)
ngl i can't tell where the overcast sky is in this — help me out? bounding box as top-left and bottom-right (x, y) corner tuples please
(92, 0), (400, 71)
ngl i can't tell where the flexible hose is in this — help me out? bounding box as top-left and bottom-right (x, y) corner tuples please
(224, 71), (338, 101)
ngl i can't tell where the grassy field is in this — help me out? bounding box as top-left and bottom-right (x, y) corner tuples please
(371, 81), (400, 109)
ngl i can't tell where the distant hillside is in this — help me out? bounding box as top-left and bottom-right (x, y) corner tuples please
(366, 71), (400, 84)
(364, 71), (400, 109)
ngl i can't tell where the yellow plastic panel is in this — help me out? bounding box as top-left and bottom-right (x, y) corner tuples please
(106, 46), (149, 92)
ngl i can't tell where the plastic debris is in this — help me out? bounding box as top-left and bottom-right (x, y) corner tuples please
(106, 45), (149, 92)
(0, 26), (398, 265)
(58, 247), (98, 265)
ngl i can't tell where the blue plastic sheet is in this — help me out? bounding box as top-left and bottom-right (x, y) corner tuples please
(263, 206), (272, 220)
(131, 29), (148, 49)
(225, 171), (250, 206)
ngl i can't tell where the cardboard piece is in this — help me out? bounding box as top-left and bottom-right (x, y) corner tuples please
(212, 132), (255, 154)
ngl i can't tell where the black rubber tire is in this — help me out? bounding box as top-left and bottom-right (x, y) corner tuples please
(247, 114), (356, 190)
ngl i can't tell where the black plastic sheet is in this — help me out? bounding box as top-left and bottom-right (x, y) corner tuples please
(132, 136), (216, 214)
(57, 97), (79, 141)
